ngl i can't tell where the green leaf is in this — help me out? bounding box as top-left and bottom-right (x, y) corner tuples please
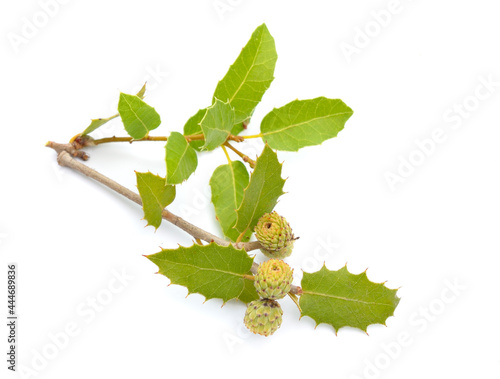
(183, 108), (206, 151)
(136, 172), (176, 229)
(165, 131), (198, 185)
(81, 114), (119, 136)
(299, 265), (400, 333)
(118, 92), (161, 139)
(210, 161), (251, 242)
(238, 278), (259, 304)
(234, 145), (285, 235)
(147, 243), (255, 303)
(81, 83), (146, 136)
(200, 99), (235, 151)
(184, 108), (245, 152)
(260, 97), (354, 151)
(213, 23), (277, 124)
(135, 82), (147, 99)
(231, 122), (245, 136)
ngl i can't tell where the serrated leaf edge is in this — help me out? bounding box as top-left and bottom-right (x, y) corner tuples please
(146, 242), (255, 305)
(299, 263), (400, 335)
(234, 144), (286, 235)
(199, 98), (235, 151)
(135, 170), (175, 231)
(119, 93), (158, 140)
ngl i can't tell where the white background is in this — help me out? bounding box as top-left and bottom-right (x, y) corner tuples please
(1, 1), (500, 378)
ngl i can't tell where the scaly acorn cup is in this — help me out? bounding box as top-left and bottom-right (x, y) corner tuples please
(254, 211), (295, 259)
(254, 259), (293, 300)
(244, 299), (283, 337)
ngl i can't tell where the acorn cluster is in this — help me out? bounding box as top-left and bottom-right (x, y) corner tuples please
(243, 212), (295, 337)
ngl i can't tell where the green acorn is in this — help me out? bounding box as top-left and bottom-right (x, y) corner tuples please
(244, 299), (283, 337)
(254, 212), (295, 259)
(254, 259), (293, 300)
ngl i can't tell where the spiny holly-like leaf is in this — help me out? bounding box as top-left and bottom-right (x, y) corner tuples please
(213, 23), (277, 125)
(260, 97), (353, 151)
(147, 243), (255, 303)
(81, 83), (147, 136)
(235, 145), (285, 235)
(136, 172), (176, 229)
(299, 265), (400, 333)
(210, 161), (251, 242)
(165, 131), (198, 185)
(118, 92), (161, 140)
(200, 99), (235, 151)
(183, 108), (206, 151)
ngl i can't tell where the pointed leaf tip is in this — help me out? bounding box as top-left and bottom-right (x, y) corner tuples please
(235, 145), (286, 234)
(299, 264), (400, 333)
(136, 172), (176, 229)
(118, 93), (161, 140)
(148, 243), (256, 303)
(81, 84), (147, 136)
(213, 23), (277, 125)
(260, 97), (353, 151)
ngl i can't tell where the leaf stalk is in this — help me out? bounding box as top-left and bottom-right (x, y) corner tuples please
(223, 142), (256, 168)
